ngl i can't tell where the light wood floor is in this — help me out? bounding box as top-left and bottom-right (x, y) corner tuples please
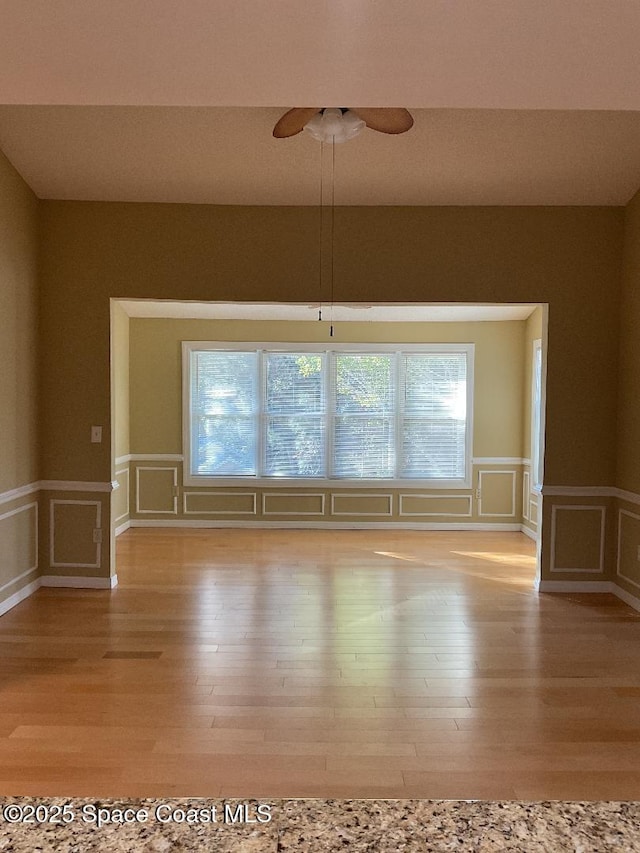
(2, 529), (640, 799)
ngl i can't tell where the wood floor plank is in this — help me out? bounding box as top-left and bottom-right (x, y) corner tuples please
(1, 527), (639, 798)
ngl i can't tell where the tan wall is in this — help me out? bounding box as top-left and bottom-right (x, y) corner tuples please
(130, 459), (524, 526)
(127, 316), (527, 526)
(38, 202), (624, 577)
(0, 149), (40, 607)
(129, 317), (525, 457)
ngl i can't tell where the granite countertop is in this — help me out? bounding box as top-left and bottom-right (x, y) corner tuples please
(1, 798), (639, 852)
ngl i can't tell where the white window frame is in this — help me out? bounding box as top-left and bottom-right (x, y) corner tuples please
(182, 341), (474, 489)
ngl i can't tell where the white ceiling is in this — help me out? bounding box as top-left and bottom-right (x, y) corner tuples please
(2, 2), (640, 206)
(118, 300), (537, 323)
(2, 106), (640, 205)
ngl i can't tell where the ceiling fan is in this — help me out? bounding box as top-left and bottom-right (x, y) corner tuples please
(273, 107), (414, 139)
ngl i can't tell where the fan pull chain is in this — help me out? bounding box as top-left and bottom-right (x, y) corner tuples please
(329, 135), (335, 338)
(318, 140), (324, 323)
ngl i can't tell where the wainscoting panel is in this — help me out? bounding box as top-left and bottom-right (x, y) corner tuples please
(126, 457), (529, 527)
(522, 471), (530, 521)
(478, 470), (517, 518)
(550, 505), (606, 574)
(113, 467), (129, 523)
(399, 494), (472, 517)
(263, 493), (325, 516)
(0, 501), (38, 594)
(135, 466), (178, 515)
(49, 499), (101, 569)
(184, 491), (257, 515)
(331, 494), (393, 517)
(617, 508), (640, 591)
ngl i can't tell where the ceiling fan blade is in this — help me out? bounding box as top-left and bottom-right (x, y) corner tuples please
(351, 108), (414, 134)
(273, 108), (321, 138)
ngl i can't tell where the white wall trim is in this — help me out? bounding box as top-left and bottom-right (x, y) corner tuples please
(115, 454), (131, 466)
(40, 575), (118, 589)
(520, 524), (537, 541)
(477, 470), (517, 518)
(262, 493), (325, 516)
(472, 457), (527, 465)
(115, 520), (131, 537)
(611, 583), (640, 613)
(130, 454), (184, 462)
(543, 485), (613, 497)
(135, 466), (178, 515)
(0, 481), (39, 506)
(0, 564), (38, 596)
(398, 494), (473, 518)
(50, 499), (102, 569)
(535, 485), (640, 504)
(616, 508), (640, 591)
(0, 578), (41, 617)
(536, 579), (640, 613)
(183, 490), (257, 515)
(40, 480), (114, 493)
(129, 519), (523, 531)
(538, 580), (613, 593)
(616, 488), (640, 507)
(529, 498), (538, 524)
(550, 504), (606, 574)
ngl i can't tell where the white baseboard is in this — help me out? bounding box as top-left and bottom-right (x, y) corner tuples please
(538, 580), (613, 593)
(128, 519), (523, 532)
(40, 574), (118, 589)
(520, 524), (537, 541)
(0, 578), (41, 617)
(115, 520), (131, 537)
(611, 583), (640, 613)
(537, 579), (640, 613)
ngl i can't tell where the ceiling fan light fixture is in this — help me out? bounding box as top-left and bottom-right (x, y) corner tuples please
(304, 108), (365, 144)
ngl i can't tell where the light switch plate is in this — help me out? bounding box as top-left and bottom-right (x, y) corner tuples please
(91, 426), (102, 443)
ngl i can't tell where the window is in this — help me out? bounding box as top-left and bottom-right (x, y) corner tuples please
(184, 342), (473, 486)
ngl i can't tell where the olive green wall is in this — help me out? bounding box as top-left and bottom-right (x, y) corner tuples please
(37, 201), (624, 578)
(0, 148), (40, 608)
(39, 202), (623, 493)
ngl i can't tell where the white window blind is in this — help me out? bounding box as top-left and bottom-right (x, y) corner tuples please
(401, 354), (467, 479)
(191, 350), (258, 476)
(185, 344), (472, 484)
(264, 352), (325, 477)
(333, 354), (395, 478)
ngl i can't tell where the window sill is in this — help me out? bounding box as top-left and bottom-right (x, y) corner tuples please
(182, 476), (472, 490)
